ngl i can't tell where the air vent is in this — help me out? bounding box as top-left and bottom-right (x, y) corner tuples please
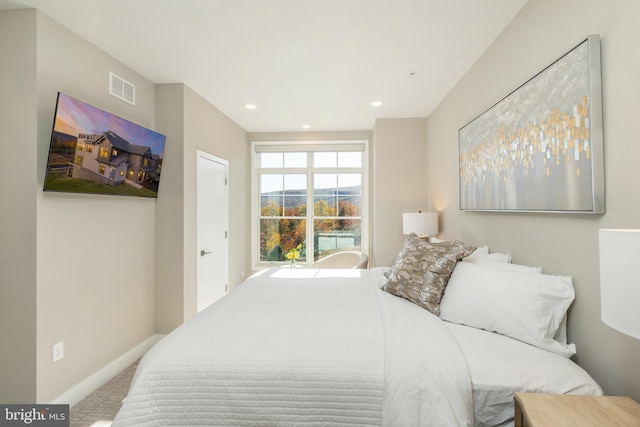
(109, 71), (135, 105)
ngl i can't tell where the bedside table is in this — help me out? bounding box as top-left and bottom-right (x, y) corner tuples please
(514, 393), (640, 426)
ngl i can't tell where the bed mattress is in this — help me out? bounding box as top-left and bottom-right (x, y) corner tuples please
(113, 268), (473, 426)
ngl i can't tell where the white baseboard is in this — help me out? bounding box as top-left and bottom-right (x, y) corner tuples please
(50, 334), (165, 407)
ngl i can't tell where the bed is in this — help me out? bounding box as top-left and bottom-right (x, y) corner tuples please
(112, 236), (602, 427)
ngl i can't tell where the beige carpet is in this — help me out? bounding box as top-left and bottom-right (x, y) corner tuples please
(70, 359), (139, 427)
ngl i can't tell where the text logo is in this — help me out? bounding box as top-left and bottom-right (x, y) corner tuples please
(0, 405), (69, 426)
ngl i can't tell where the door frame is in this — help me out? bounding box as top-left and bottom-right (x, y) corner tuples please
(195, 149), (229, 311)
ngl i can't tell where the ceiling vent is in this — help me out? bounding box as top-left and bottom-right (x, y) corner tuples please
(109, 71), (135, 105)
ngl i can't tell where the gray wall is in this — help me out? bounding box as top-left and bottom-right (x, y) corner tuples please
(155, 84), (186, 333)
(183, 86), (250, 301)
(0, 8), (156, 403)
(426, 0), (640, 400)
(155, 83), (249, 332)
(35, 11), (158, 402)
(372, 118), (429, 267)
(0, 9), (38, 403)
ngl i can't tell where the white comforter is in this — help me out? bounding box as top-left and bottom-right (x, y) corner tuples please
(112, 268), (473, 426)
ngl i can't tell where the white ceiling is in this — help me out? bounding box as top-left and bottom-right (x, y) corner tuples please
(0, 0), (527, 133)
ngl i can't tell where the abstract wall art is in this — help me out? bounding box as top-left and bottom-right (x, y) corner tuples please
(459, 35), (604, 213)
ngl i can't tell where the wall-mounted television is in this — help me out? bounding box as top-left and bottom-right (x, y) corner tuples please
(44, 92), (166, 198)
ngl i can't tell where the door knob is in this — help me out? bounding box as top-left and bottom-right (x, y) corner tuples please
(200, 250), (212, 256)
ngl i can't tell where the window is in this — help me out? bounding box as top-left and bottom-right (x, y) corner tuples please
(99, 165), (106, 174)
(252, 141), (368, 267)
(99, 147), (110, 158)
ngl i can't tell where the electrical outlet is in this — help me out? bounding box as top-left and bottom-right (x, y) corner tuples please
(52, 341), (64, 363)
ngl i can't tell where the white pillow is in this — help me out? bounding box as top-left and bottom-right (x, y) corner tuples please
(440, 261), (576, 357)
(450, 259), (568, 343)
(452, 259), (568, 342)
(470, 245), (489, 256)
(466, 257), (542, 274)
(555, 315), (568, 344)
(431, 239), (490, 259)
(428, 238), (511, 263)
(464, 251), (512, 263)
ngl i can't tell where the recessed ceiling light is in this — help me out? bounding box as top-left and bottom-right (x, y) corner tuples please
(302, 124), (311, 129)
(244, 104), (257, 110)
(370, 101), (383, 107)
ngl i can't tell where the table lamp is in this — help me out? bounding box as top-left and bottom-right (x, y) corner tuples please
(598, 229), (640, 339)
(402, 211), (438, 236)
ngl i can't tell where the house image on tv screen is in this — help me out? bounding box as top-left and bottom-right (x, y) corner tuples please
(44, 92), (166, 198)
(73, 130), (160, 189)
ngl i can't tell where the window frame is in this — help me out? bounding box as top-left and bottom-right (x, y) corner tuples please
(251, 140), (369, 270)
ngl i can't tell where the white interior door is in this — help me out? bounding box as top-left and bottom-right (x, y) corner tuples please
(196, 150), (229, 312)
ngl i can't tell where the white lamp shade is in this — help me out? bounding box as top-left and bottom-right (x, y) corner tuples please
(599, 229), (640, 340)
(403, 212), (438, 236)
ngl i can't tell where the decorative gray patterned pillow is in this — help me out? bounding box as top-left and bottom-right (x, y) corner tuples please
(382, 234), (476, 315)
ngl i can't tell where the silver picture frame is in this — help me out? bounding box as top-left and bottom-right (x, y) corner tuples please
(458, 35), (604, 213)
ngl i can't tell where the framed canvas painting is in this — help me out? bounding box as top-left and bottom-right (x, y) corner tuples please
(458, 35), (604, 213)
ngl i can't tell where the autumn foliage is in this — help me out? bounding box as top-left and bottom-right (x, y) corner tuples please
(260, 199), (361, 262)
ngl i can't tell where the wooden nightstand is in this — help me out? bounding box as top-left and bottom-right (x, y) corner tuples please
(514, 393), (640, 426)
